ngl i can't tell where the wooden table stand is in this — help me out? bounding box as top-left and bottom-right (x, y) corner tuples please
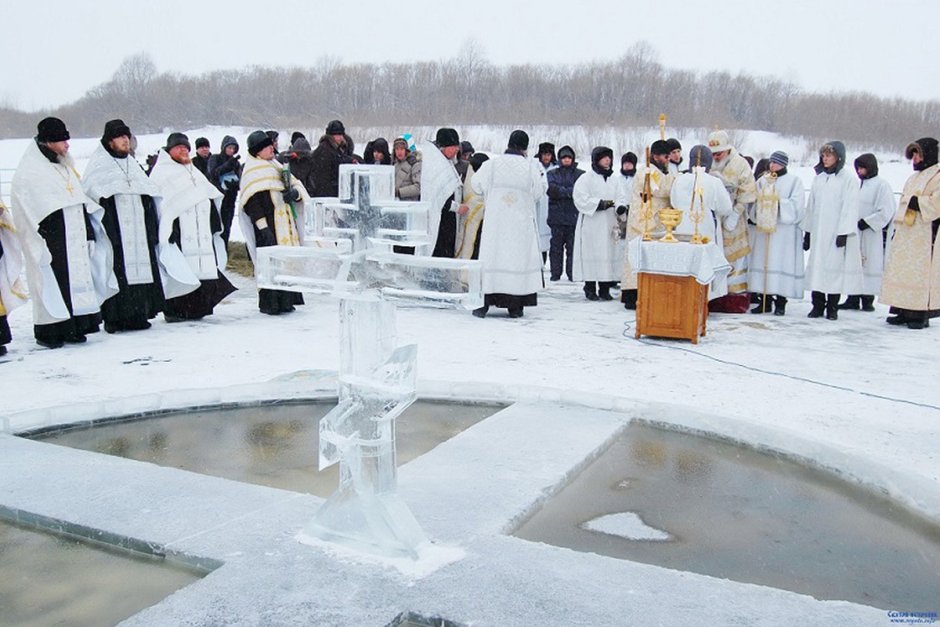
(635, 272), (709, 344)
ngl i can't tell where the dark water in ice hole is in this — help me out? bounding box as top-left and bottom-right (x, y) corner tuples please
(513, 422), (940, 611)
(32, 400), (505, 497)
(0, 519), (202, 627)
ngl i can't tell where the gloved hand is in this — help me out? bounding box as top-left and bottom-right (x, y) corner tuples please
(835, 234), (847, 248)
(596, 200), (614, 211)
(857, 219), (871, 231)
(908, 196), (920, 212)
(616, 205), (628, 216)
(256, 228), (277, 247)
(282, 187), (300, 203)
(803, 232), (811, 251)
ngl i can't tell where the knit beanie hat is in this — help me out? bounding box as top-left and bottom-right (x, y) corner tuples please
(769, 151), (789, 167)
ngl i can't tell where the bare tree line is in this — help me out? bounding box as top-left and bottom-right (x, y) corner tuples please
(1, 43), (937, 151)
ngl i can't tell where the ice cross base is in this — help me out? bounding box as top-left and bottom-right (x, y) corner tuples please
(256, 164), (481, 560)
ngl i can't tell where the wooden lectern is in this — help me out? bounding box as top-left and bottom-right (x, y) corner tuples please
(635, 273), (708, 344)
(628, 239), (730, 345)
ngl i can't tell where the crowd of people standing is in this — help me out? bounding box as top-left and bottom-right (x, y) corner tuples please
(0, 116), (937, 358)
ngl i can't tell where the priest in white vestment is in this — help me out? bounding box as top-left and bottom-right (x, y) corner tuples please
(0, 198), (27, 356)
(239, 130), (309, 315)
(880, 137), (940, 329)
(669, 145), (734, 301)
(469, 130), (547, 318)
(150, 133), (235, 321)
(11, 117), (117, 349)
(83, 119), (166, 333)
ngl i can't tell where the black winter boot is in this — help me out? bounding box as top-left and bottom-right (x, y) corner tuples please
(598, 282), (614, 301)
(907, 312), (930, 329)
(774, 296), (787, 316)
(584, 282), (599, 301)
(808, 291), (825, 318)
(826, 294), (840, 320)
(622, 289), (637, 310)
(838, 295), (861, 310)
(860, 295), (875, 312)
(751, 294), (774, 314)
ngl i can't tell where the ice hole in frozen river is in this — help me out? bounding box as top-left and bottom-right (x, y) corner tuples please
(16, 401), (940, 613)
(512, 421), (940, 611)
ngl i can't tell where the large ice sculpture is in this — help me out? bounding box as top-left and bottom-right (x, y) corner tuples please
(257, 164), (480, 558)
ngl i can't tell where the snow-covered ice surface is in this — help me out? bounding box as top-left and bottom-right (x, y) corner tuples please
(1, 129), (937, 625)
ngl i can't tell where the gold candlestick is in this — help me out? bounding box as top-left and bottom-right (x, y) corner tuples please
(689, 187), (705, 244)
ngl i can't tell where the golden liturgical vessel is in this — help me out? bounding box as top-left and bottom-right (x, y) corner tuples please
(658, 207), (683, 243)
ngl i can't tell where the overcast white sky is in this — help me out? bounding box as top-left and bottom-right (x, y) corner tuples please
(3, 0), (938, 111)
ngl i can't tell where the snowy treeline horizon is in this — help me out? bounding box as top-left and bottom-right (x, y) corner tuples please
(0, 43), (937, 151)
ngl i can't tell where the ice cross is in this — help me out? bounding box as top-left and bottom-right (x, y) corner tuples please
(256, 164), (481, 559)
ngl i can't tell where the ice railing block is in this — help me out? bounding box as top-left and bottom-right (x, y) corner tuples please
(338, 164), (395, 204)
(256, 248), (482, 308)
(353, 252), (483, 309)
(255, 245), (358, 295)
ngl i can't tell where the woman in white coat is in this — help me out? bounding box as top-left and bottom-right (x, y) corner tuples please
(802, 141), (863, 320)
(572, 147), (629, 300)
(838, 153), (895, 311)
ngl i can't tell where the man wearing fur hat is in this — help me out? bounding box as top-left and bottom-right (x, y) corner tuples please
(706, 130), (757, 313)
(0, 198), (27, 356)
(838, 153), (895, 312)
(310, 119), (356, 198)
(469, 130), (547, 318)
(803, 141), (863, 321)
(620, 139), (675, 309)
(150, 133), (236, 322)
(880, 138), (940, 329)
(83, 119), (165, 333)
(422, 127), (469, 258)
(11, 117), (117, 348)
(239, 130), (310, 315)
(746, 151), (805, 315)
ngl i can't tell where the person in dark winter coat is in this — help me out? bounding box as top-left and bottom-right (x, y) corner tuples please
(281, 137), (317, 196)
(310, 120), (356, 198)
(207, 135), (241, 245)
(192, 137), (211, 177)
(546, 145), (584, 281)
(363, 137), (391, 165)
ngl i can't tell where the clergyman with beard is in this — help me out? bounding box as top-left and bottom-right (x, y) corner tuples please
(82, 119), (166, 333)
(149, 132), (236, 322)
